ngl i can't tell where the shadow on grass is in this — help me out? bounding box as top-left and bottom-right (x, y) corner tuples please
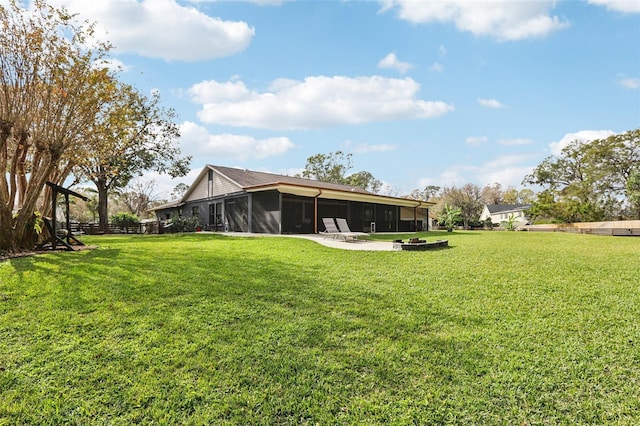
(0, 235), (489, 424)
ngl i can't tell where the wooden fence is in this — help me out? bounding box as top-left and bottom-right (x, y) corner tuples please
(67, 221), (166, 235)
(524, 220), (640, 236)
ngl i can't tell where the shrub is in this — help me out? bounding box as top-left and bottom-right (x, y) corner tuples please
(110, 212), (140, 233)
(167, 213), (200, 233)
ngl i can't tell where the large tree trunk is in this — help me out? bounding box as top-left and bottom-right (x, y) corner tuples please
(96, 177), (109, 233)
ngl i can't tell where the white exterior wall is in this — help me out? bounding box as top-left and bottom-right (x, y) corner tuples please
(185, 169), (242, 202)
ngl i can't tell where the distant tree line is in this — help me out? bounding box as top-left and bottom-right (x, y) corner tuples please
(302, 128), (639, 229)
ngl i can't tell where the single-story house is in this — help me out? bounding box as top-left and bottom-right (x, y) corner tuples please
(152, 165), (434, 234)
(479, 204), (531, 227)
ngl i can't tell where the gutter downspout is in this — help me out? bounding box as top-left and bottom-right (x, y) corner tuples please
(314, 189), (322, 233)
(412, 200), (422, 232)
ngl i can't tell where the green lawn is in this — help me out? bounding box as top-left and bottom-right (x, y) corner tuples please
(1, 231), (639, 425)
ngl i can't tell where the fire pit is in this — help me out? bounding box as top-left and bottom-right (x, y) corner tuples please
(393, 239), (448, 251)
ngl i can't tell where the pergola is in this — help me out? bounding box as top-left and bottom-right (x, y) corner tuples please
(39, 182), (89, 251)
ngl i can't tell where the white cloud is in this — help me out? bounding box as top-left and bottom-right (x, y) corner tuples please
(478, 98), (505, 109)
(549, 130), (616, 156)
(439, 44), (447, 55)
(179, 121), (295, 160)
(198, 0), (284, 4)
(587, 0), (640, 13)
(146, 168), (202, 200)
(619, 77), (640, 89)
(378, 52), (413, 74)
(49, 0), (254, 61)
(191, 76), (455, 130)
(419, 153), (537, 188)
(465, 136), (488, 146)
(499, 138), (533, 146)
(350, 143), (397, 154)
(430, 62), (444, 73)
(382, 0), (569, 41)
(188, 80), (253, 103)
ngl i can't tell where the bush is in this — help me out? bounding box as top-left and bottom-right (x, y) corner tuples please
(110, 212), (140, 233)
(167, 213), (200, 233)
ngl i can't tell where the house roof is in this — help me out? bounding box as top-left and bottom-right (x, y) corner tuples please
(211, 165), (373, 194)
(180, 164), (434, 208)
(485, 204), (531, 214)
(149, 199), (184, 211)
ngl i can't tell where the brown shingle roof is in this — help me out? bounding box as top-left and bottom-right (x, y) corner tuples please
(211, 165), (373, 194)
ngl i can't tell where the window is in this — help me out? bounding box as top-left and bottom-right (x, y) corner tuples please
(208, 202), (224, 230)
(192, 206), (199, 218)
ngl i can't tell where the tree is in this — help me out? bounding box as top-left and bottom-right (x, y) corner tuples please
(345, 171), (382, 193)
(439, 204), (461, 232)
(409, 185), (441, 201)
(524, 129), (639, 222)
(300, 151), (353, 183)
(0, 0), (112, 252)
(501, 214), (518, 231)
(441, 184), (484, 229)
(481, 183), (503, 205)
(75, 84), (190, 231)
(110, 212), (139, 233)
(299, 151), (382, 192)
(627, 170), (640, 219)
(118, 179), (158, 218)
(171, 183), (190, 200)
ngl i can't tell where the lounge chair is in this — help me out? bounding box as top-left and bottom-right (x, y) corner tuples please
(321, 217), (357, 242)
(335, 218), (369, 241)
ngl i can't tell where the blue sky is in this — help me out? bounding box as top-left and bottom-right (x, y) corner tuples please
(45, 0), (640, 198)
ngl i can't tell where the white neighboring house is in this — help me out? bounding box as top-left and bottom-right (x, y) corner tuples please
(479, 204), (531, 228)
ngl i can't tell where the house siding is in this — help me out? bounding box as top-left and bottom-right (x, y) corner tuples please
(185, 168), (243, 202)
(185, 174), (210, 202)
(153, 165), (434, 235)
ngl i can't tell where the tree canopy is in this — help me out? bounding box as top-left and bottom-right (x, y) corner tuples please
(0, 0), (190, 252)
(1, 0), (110, 251)
(299, 151), (382, 193)
(523, 129), (639, 223)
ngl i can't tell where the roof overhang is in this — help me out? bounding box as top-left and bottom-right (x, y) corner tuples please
(245, 183), (434, 208)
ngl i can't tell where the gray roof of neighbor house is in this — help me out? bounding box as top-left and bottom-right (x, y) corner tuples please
(211, 165), (373, 194)
(486, 204), (531, 214)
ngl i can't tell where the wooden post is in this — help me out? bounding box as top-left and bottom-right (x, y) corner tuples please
(51, 187), (57, 250)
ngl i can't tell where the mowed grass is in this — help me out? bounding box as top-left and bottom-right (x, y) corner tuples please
(0, 231), (639, 425)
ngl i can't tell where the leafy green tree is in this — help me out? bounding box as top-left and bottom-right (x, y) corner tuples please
(110, 212), (140, 233)
(300, 151), (353, 183)
(409, 185), (441, 201)
(627, 170), (640, 219)
(442, 184), (484, 229)
(75, 84), (190, 232)
(439, 204), (462, 232)
(299, 151), (381, 192)
(345, 170), (382, 193)
(501, 214), (518, 231)
(524, 129), (639, 222)
(502, 187), (535, 205)
(0, 0), (112, 252)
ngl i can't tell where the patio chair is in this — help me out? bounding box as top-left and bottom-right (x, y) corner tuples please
(322, 217), (356, 242)
(321, 218), (340, 238)
(335, 218), (369, 240)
